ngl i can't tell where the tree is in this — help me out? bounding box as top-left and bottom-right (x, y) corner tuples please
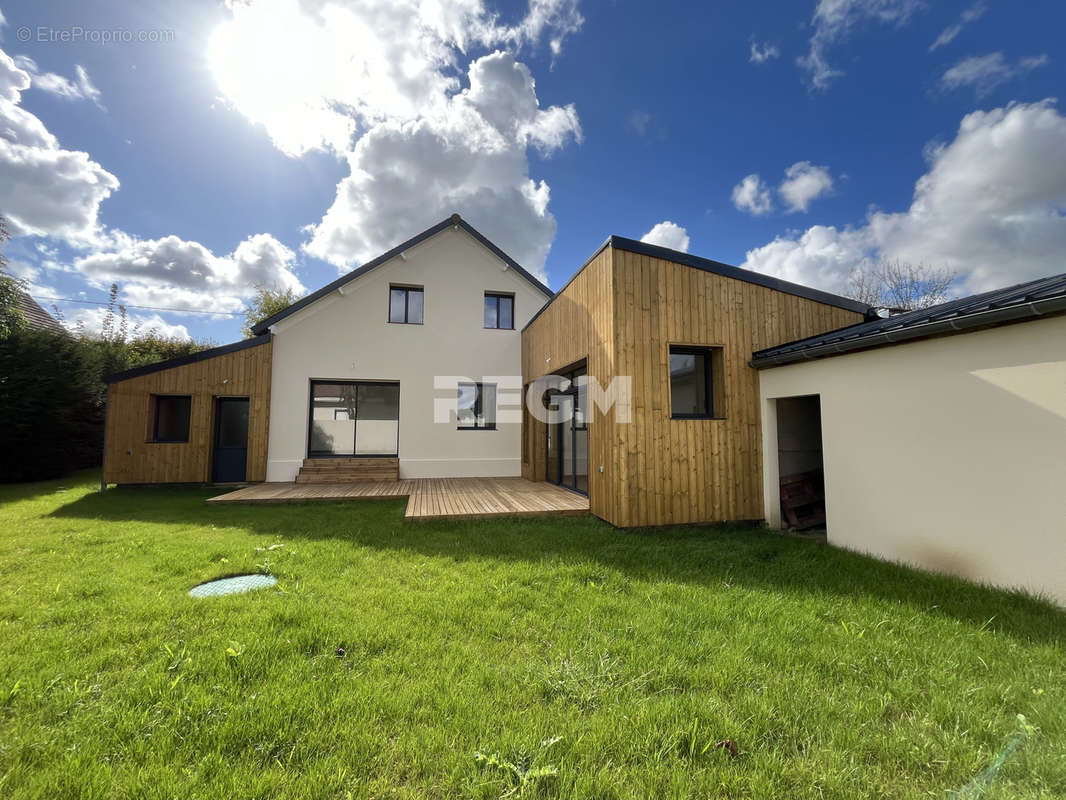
(848, 258), (957, 313)
(242, 285), (301, 338)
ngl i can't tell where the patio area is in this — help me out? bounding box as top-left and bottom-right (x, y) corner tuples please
(205, 476), (590, 520)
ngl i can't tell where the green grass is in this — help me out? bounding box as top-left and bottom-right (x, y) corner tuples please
(1, 472), (1064, 799)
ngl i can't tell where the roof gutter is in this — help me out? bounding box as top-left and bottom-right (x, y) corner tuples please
(751, 295), (1066, 369)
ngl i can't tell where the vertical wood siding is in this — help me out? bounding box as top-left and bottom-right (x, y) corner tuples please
(523, 245), (865, 527)
(103, 340), (272, 484)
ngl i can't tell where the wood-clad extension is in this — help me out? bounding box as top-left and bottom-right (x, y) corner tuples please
(103, 338), (272, 484)
(522, 241), (866, 528)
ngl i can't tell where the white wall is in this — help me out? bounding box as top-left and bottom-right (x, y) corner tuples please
(265, 227), (550, 480)
(760, 315), (1066, 605)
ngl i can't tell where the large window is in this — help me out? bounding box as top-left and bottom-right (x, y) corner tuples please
(151, 395), (191, 442)
(669, 346), (722, 419)
(484, 293), (514, 329)
(389, 285), (424, 324)
(457, 382), (496, 430)
(309, 381), (399, 456)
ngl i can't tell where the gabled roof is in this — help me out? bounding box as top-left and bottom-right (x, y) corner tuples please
(251, 214), (552, 336)
(104, 334), (271, 384)
(16, 290), (67, 335)
(751, 272), (1066, 368)
(522, 234), (872, 331)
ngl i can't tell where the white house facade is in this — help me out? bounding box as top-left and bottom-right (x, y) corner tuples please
(255, 216), (553, 481)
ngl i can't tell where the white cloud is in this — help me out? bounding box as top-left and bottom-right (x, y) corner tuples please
(749, 41), (780, 64)
(210, 0), (584, 280)
(62, 306), (193, 341)
(732, 174), (773, 215)
(929, 1), (986, 52)
(640, 221), (690, 252)
(940, 52), (1049, 96)
(0, 47), (119, 245)
(13, 56), (103, 106)
(742, 101), (1066, 296)
(799, 0), (922, 90)
(778, 161), (834, 213)
(303, 50), (580, 280)
(73, 232), (305, 314)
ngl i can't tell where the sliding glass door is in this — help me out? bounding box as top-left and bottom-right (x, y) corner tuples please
(308, 381), (399, 457)
(545, 362), (589, 495)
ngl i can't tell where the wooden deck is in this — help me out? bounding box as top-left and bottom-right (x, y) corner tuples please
(206, 477), (590, 520)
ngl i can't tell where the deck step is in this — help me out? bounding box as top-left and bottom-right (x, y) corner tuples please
(295, 457), (399, 483)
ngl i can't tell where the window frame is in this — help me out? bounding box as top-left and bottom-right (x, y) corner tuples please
(668, 345), (718, 420)
(150, 394), (192, 443)
(483, 292), (515, 330)
(388, 285), (424, 325)
(456, 381), (497, 431)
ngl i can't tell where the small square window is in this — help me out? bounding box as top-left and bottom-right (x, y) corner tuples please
(484, 293), (514, 329)
(152, 395), (191, 442)
(457, 382), (497, 430)
(389, 286), (424, 324)
(669, 347), (722, 419)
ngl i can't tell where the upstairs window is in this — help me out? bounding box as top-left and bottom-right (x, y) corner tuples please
(669, 346), (723, 419)
(457, 382), (497, 430)
(151, 395), (191, 442)
(389, 285), (424, 324)
(484, 293), (514, 329)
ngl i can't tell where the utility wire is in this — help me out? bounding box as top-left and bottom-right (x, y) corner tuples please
(32, 295), (243, 316)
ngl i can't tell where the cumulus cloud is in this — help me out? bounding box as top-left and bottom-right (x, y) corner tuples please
(640, 221), (690, 252)
(742, 101), (1066, 296)
(210, 0), (584, 280)
(732, 174), (773, 215)
(74, 232), (305, 314)
(778, 161), (834, 212)
(303, 50), (580, 280)
(799, 0), (922, 90)
(13, 56), (103, 106)
(0, 47), (119, 245)
(749, 42), (779, 64)
(62, 306), (193, 341)
(939, 52), (1049, 96)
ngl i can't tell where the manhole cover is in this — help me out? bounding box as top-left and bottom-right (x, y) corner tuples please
(189, 574), (277, 597)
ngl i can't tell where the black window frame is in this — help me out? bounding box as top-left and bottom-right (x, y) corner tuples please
(668, 346), (717, 420)
(483, 292), (515, 330)
(150, 394), (192, 443)
(388, 285), (424, 324)
(457, 381), (497, 430)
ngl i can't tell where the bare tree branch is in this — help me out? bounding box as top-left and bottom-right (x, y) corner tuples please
(848, 258), (957, 312)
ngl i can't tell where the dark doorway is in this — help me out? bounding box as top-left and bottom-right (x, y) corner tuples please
(775, 395), (825, 530)
(544, 362), (589, 496)
(212, 397), (250, 483)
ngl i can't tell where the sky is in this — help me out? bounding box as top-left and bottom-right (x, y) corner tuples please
(1, 0), (1065, 343)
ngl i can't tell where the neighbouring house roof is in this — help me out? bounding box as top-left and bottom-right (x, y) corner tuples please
(15, 290), (67, 335)
(250, 214), (553, 336)
(103, 333), (272, 384)
(751, 272), (1066, 368)
(522, 235), (873, 332)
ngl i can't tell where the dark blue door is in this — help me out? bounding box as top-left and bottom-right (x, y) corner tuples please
(212, 398), (249, 483)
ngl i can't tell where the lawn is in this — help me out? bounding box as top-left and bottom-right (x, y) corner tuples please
(0, 473), (1064, 799)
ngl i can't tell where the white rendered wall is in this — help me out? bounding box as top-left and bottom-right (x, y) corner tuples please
(265, 227), (550, 480)
(760, 315), (1066, 605)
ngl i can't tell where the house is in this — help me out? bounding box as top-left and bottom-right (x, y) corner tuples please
(103, 215), (553, 485)
(753, 273), (1066, 604)
(519, 236), (870, 526)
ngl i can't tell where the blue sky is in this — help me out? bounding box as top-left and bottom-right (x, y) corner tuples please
(2, 0), (1065, 342)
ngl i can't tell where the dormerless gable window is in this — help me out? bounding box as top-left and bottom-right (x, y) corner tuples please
(484, 293), (514, 329)
(152, 395), (191, 442)
(457, 382), (497, 430)
(389, 285), (424, 324)
(669, 346), (722, 419)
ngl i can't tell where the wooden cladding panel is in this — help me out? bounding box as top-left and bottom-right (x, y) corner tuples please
(521, 247), (615, 520)
(610, 249), (864, 527)
(103, 340), (272, 484)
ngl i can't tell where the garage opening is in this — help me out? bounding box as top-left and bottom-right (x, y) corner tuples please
(775, 395), (825, 530)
